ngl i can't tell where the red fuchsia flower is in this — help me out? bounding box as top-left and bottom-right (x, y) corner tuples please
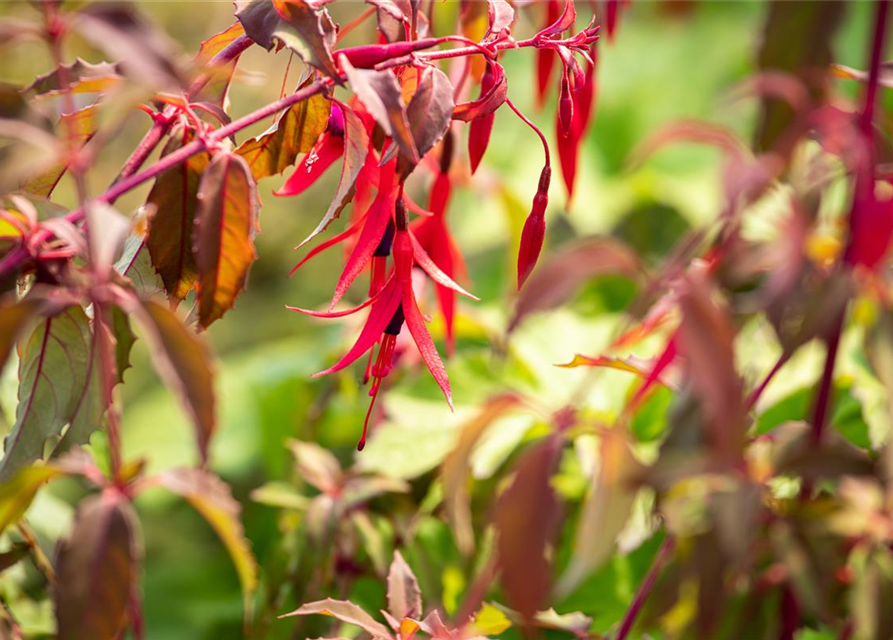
(844, 173), (893, 269)
(535, 0), (562, 109)
(288, 200), (476, 450)
(275, 104), (346, 198)
(411, 132), (469, 352)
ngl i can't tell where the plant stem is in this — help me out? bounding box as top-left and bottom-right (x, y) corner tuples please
(615, 536), (675, 640)
(745, 352), (789, 412)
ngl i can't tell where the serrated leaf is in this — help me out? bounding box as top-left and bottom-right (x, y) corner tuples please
(298, 101), (369, 247)
(157, 467), (258, 616)
(472, 603), (512, 636)
(23, 104), (98, 198)
(271, 0), (341, 80)
(236, 90), (330, 180)
(398, 66), (453, 178)
(0, 306), (93, 481)
(115, 235), (164, 298)
(495, 436), (562, 619)
(193, 22), (246, 108)
(341, 59), (418, 164)
(281, 598), (393, 639)
(25, 59), (122, 99)
(556, 427), (643, 596)
(486, 0), (514, 35)
(146, 128), (211, 301)
(55, 493), (141, 640)
(129, 298), (216, 461)
(442, 394), (522, 555)
(75, 4), (186, 90)
(235, 0), (285, 50)
(387, 551), (422, 621)
(193, 152), (259, 328)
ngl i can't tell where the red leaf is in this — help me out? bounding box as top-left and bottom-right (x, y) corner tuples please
(486, 0), (515, 36)
(495, 436), (562, 620)
(400, 66), (455, 178)
(194, 152), (259, 328)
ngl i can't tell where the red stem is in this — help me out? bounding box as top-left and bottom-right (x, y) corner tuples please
(745, 353), (789, 412)
(615, 536), (675, 640)
(505, 97), (551, 166)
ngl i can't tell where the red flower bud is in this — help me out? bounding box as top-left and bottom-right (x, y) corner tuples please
(558, 75), (574, 138)
(517, 166), (551, 288)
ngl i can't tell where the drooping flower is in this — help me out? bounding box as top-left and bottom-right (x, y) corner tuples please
(288, 200), (476, 450)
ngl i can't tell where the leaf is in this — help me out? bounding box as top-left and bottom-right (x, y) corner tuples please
(341, 59), (418, 164)
(235, 0), (283, 50)
(236, 89), (329, 180)
(495, 436), (562, 620)
(754, 0), (845, 153)
(25, 59), (123, 99)
(287, 439), (341, 494)
(556, 427), (643, 596)
(193, 22), (246, 108)
(281, 598), (393, 639)
(297, 102), (370, 247)
(115, 235), (164, 298)
(387, 551), (422, 621)
(472, 603), (513, 636)
(157, 468), (258, 615)
(75, 4), (185, 90)
(0, 297), (42, 378)
(509, 237), (644, 331)
(22, 104), (98, 197)
(0, 306), (93, 481)
(110, 304), (136, 385)
(146, 127), (211, 301)
(676, 273), (746, 464)
(0, 465), (65, 536)
(129, 298), (216, 462)
(193, 152), (259, 328)
(442, 394), (522, 555)
(55, 493), (141, 640)
(486, 0), (514, 35)
(272, 0), (341, 80)
(398, 66), (454, 178)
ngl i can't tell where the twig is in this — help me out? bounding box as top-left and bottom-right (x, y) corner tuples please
(615, 536), (675, 640)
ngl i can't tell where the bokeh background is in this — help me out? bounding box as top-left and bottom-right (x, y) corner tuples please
(0, 1), (878, 638)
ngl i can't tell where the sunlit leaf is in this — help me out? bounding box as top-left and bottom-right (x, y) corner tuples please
(156, 467), (258, 616)
(387, 551), (422, 621)
(272, 0), (341, 80)
(193, 22), (246, 108)
(129, 298), (216, 462)
(146, 127), (211, 301)
(281, 598), (393, 639)
(25, 59), (123, 100)
(194, 151), (259, 328)
(398, 66), (453, 178)
(237, 89), (329, 181)
(0, 465), (64, 535)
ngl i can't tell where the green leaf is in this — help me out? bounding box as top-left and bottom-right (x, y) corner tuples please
(115, 235), (164, 298)
(22, 105), (99, 197)
(146, 127), (211, 301)
(55, 493), (142, 640)
(0, 306), (94, 481)
(193, 152), (259, 328)
(236, 89), (330, 180)
(387, 551), (422, 621)
(0, 464), (65, 535)
(297, 101), (369, 248)
(0, 296), (42, 379)
(110, 304), (136, 385)
(157, 468), (258, 618)
(129, 298), (216, 462)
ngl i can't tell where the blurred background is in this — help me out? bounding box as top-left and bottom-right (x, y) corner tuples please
(0, 1), (878, 638)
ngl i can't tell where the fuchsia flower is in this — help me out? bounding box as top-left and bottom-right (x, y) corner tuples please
(289, 197), (476, 450)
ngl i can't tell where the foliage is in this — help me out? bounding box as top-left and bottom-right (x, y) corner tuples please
(0, 1), (890, 640)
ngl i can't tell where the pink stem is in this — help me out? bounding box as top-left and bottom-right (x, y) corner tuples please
(615, 536), (675, 640)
